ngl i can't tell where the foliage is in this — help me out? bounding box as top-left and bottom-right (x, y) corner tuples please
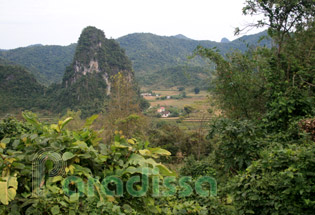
(180, 156), (216, 179)
(241, 0), (314, 53)
(192, 2), (315, 215)
(194, 87), (200, 94)
(0, 112), (180, 214)
(230, 142), (315, 214)
(183, 105), (194, 117)
(193, 46), (270, 119)
(149, 123), (211, 162)
(208, 118), (265, 173)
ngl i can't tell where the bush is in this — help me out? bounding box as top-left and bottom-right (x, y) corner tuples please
(208, 118), (265, 173)
(230, 143), (315, 214)
(0, 112), (176, 214)
(180, 156), (216, 179)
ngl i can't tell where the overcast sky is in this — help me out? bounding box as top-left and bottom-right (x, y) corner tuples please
(0, 0), (265, 49)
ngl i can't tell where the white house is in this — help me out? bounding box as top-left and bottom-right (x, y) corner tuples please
(161, 111), (171, 118)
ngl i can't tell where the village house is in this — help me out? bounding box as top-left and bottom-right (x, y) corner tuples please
(141, 92), (152, 96)
(157, 106), (165, 113)
(161, 111), (171, 118)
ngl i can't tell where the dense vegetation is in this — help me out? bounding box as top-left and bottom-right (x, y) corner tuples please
(188, 0), (315, 213)
(138, 65), (212, 89)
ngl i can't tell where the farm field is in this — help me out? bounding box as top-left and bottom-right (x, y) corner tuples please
(142, 88), (221, 130)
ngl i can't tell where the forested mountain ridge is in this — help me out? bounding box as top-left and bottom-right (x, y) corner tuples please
(117, 30), (270, 87)
(117, 30), (269, 72)
(0, 44), (76, 86)
(0, 31), (270, 88)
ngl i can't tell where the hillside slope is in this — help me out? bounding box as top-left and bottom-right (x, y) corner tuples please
(0, 58), (45, 113)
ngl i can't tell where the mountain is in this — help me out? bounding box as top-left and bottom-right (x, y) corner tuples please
(0, 27), (135, 116)
(221, 37), (230, 43)
(0, 57), (45, 113)
(173, 34), (192, 40)
(0, 30), (271, 89)
(0, 44), (76, 86)
(116, 30), (270, 87)
(52, 26), (133, 116)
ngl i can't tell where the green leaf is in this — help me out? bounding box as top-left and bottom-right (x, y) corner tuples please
(0, 176), (18, 205)
(51, 205), (60, 215)
(149, 148), (171, 156)
(59, 117), (73, 130)
(62, 152), (75, 161)
(139, 149), (152, 156)
(69, 193), (80, 203)
(50, 176), (63, 183)
(12, 162), (25, 169)
(1, 138), (10, 144)
(156, 164), (176, 176)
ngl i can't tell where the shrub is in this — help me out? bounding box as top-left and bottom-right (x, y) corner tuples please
(230, 143), (315, 214)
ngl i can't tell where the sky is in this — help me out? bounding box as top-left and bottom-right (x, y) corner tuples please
(0, 0), (265, 49)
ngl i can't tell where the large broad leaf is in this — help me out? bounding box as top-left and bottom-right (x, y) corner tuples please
(139, 149), (152, 156)
(62, 152), (75, 161)
(0, 176), (18, 205)
(51, 205), (60, 215)
(22, 112), (40, 127)
(127, 154), (146, 165)
(156, 164), (176, 176)
(59, 117), (73, 130)
(149, 148), (171, 156)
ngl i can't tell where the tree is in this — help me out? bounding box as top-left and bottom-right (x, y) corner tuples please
(178, 87), (185, 91)
(240, 0), (315, 54)
(102, 72), (146, 141)
(194, 0), (315, 124)
(193, 46), (269, 119)
(194, 87), (200, 94)
(183, 105), (194, 117)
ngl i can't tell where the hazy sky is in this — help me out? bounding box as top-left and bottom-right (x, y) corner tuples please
(0, 0), (264, 49)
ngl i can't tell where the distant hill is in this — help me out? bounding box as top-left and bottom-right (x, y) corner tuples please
(0, 44), (76, 85)
(0, 30), (270, 88)
(117, 30), (270, 87)
(0, 57), (45, 113)
(173, 34), (192, 40)
(221, 37), (230, 43)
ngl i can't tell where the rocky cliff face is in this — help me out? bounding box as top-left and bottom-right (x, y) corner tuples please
(56, 26), (133, 115)
(62, 26), (132, 95)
